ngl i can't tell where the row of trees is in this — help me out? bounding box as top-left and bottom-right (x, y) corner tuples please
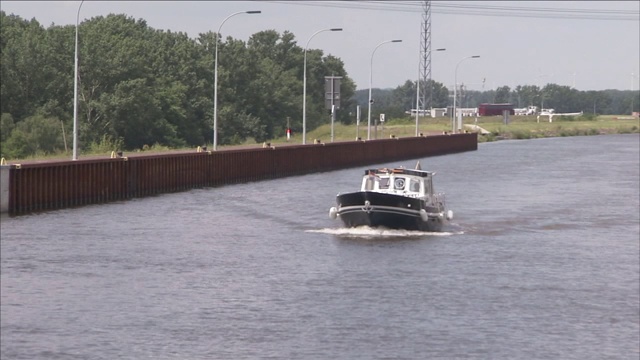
(355, 81), (639, 120)
(1, 11), (354, 158)
(1, 11), (638, 159)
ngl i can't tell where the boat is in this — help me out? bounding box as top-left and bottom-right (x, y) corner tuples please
(329, 162), (453, 232)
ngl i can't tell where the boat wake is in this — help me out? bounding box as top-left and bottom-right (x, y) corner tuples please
(307, 226), (463, 239)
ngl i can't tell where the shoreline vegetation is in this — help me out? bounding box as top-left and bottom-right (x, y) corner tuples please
(3, 115), (638, 163)
(303, 114), (640, 144)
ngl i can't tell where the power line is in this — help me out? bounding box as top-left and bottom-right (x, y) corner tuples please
(264, 1), (639, 21)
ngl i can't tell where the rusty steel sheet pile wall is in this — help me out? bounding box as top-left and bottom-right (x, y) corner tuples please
(8, 159), (128, 213)
(4, 133), (476, 214)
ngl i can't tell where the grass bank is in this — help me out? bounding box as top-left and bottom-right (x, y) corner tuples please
(293, 114), (639, 144)
(4, 115), (638, 162)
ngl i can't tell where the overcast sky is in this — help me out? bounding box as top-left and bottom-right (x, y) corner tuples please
(2, 1), (639, 91)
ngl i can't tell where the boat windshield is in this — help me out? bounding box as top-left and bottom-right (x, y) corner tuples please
(379, 177), (390, 189)
(361, 175), (390, 191)
(409, 178), (421, 193)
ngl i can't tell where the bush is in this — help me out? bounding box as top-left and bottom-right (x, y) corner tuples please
(0, 114), (65, 159)
(87, 134), (125, 155)
(512, 130), (532, 139)
(579, 113), (597, 121)
(1, 113), (15, 142)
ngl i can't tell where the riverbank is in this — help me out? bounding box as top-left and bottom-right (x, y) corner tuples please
(470, 115), (639, 143)
(2, 115), (638, 162)
(298, 114), (639, 144)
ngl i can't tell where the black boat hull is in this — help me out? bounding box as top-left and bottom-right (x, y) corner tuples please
(334, 191), (445, 232)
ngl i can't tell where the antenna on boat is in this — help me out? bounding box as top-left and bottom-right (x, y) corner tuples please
(415, 161), (422, 171)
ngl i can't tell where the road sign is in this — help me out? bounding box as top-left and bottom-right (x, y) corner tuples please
(325, 76), (342, 109)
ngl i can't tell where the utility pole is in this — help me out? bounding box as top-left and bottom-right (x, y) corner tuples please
(416, 1), (432, 135)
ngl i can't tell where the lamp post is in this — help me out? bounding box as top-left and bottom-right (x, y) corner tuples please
(213, 10), (261, 151)
(302, 28), (342, 145)
(367, 39), (402, 140)
(632, 72), (636, 116)
(72, 0), (85, 160)
(415, 47), (446, 136)
(453, 55), (479, 133)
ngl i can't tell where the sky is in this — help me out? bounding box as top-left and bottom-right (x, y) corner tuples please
(1, 1), (639, 91)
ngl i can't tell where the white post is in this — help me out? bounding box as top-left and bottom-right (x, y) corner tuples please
(453, 55), (480, 133)
(303, 28), (342, 145)
(213, 10), (261, 151)
(72, 0), (84, 160)
(368, 39), (402, 140)
(415, 58), (420, 136)
(330, 105), (335, 142)
(356, 105), (360, 139)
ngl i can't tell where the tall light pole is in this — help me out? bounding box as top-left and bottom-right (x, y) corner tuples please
(415, 47), (445, 136)
(213, 10), (261, 151)
(632, 72), (636, 116)
(367, 39), (402, 140)
(453, 55), (479, 133)
(302, 28), (342, 145)
(72, 0), (85, 160)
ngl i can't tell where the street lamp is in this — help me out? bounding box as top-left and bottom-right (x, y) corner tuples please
(367, 39), (402, 140)
(302, 28), (342, 145)
(415, 47), (446, 136)
(72, 0), (85, 160)
(453, 55), (479, 133)
(213, 10), (261, 151)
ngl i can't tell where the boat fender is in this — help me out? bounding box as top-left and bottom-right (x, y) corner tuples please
(419, 209), (429, 222)
(446, 210), (454, 220)
(329, 207), (338, 219)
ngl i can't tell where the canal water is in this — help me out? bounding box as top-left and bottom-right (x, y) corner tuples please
(1, 134), (638, 359)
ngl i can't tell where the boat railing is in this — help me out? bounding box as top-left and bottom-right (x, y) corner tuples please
(432, 192), (446, 207)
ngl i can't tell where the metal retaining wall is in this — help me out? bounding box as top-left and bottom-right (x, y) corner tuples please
(1, 133), (477, 215)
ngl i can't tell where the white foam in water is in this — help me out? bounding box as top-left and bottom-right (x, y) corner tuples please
(306, 226), (463, 238)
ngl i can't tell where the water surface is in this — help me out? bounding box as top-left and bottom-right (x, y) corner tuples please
(2, 134), (638, 359)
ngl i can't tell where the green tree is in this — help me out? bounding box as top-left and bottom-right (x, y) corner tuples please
(392, 80), (416, 112)
(0, 13), (49, 121)
(542, 84), (581, 112)
(514, 85), (540, 107)
(97, 78), (183, 149)
(152, 29), (211, 145)
(76, 14), (155, 146)
(2, 114), (64, 158)
(429, 80), (450, 108)
(243, 31), (300, 140)
(494, 86), (511, 103)
(0, 113), (15, 142)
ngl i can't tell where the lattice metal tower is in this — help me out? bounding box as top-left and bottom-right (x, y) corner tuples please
(417, 1), (432, 116)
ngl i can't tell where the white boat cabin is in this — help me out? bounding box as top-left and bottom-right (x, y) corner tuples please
(360, 168), (435, 198)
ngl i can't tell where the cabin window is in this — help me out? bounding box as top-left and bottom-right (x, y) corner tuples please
(425, 179), (432, 194)
(394, 177), (406, 190)
(363, 177), (375, 191)
(378, 177), (390, 189)
(409, 179), (421, 193)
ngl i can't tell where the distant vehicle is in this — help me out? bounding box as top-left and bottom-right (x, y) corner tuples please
(538, 109), (583, 122)
(405, 108), (448, 117)
(406, 109), (431, 116)
(478, 103), (515, 116)
(514, 105), (538, 115)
